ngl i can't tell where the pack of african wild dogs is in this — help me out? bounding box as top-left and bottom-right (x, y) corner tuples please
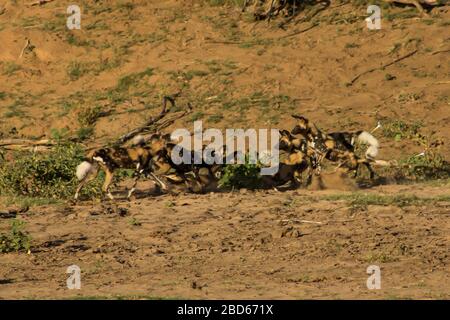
(75, 115), (384, 200)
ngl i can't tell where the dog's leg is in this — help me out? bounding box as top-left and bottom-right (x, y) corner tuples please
(353, 163), (359, 178)
(315, 153), (325, 175)
(127, 173), (140, 200)
(356, 158), (375, 179)
(365, 162), (375, 179)
(150, 172), (168, 191)
(102, 168), (115, 200)
(292, 169), (302, 188)
(128, 164), (144, 200)
(74, 164), (99, 200)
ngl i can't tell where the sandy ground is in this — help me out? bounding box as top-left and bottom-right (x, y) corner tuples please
(1, 180), (449, 299)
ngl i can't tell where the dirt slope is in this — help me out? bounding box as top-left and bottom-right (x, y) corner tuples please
(0, 0), (449, 158)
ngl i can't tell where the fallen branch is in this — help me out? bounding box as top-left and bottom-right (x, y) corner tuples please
(279, 23), (319, 39)
(431, 49), (450, 55)
(29, 0), (55, 6)
(279, 0), (330, 29)
(19, 39), (31, 59)
(348, 49), (418, 86)
(115, 96), (191, 145)
(0, 145), (54, 152)
(241, 0), (248, 12)
(280, 219), (323, 225)
(0, 139), (55, 147)
(206, 23), (317, 45)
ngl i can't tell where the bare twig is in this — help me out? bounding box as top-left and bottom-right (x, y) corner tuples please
(348, 49), (418, 86)
(115, 96), (174, 145)
(241, 0), (248, 12)
(431, 49), (450, 55)
(206, 23), (318, 45)
(29, 0), (55, 7)
(115, 96), (192, 145)
(0, 139), (55, 147)
(19, 39), (31, 59)
(267, 0), (276, 23)
(0, 139), (57, 152)
(279, 23), (319, 39)
(280, 219), (323, 225)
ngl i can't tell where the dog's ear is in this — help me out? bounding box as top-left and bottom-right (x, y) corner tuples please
(162, 133), (171, 141)
(150, 133), (161, 142)
(279, 129), (290, 136)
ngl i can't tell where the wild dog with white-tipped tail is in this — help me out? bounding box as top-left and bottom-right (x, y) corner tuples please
(291, 115), (380, 179)
(74, 145), (159, 200)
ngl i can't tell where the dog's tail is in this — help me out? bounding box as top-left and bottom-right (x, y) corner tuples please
(76, 161), (94, 181)
(356, 131), (379, 160)
(131, 134), (146, 146)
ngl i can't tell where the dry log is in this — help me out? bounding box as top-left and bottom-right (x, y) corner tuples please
(0, 139), (54, 147)
(115, 96), (192, 145)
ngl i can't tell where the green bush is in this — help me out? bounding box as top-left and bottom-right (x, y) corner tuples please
(205, 0), (246, 7)
(399, 154), (450, 180)
(0, 143), (102, 199)
(219, 157), (262, 189)
(77, 105), (104, 126)
(382, 120), (422, 141)
(0, 219), (31, 253)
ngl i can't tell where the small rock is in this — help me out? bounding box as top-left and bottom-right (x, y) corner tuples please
(273, 229), (284, 239)
(256, 232), (272, 244)
(117, 207), (128, 217)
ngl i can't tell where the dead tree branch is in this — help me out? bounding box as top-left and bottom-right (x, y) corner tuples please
(29, 0), (55, 7)
(348, 49), (418, 86)
(115, 96), (191, 145)
(0, 139), (56, 152)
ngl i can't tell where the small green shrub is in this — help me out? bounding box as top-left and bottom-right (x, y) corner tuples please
(77, 105), (104, 126)
(2, 62), (21, 76)
(382, 120), (422, 141)
(399, 154), (450, 180)
(67, 61), (90, 81)
(219, 157), (262, 189)
(191, 111), (204, 122)
(0, 143), (102, 199)
(0, 219), (31, 253)
(206, 0), (246, 6)
(380, 124), (449, 180)
(208, 114), (224, 123)
(116, 68), (154, 92)
(128, 217), (142, 226)
(76, 127), (94, 141)
(50, 128), (69, 140)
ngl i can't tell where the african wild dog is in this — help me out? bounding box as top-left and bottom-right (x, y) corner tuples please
(74, 144), (163, 200)
(290, 115), (380, 178)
